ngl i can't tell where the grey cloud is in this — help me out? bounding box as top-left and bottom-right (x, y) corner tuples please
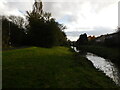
(6, 2), (34, 14)
(42, 0), (118, 25)
(0, 0), (118, 39)
(0, 0), (34, 16)
(1, 0), (118, 19)
(43, 2), (82, 20)
(66, 26), (115, 37)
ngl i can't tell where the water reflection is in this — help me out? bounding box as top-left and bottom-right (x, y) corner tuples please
(86, 52), (120, 85)
(71, 46), (79, 52)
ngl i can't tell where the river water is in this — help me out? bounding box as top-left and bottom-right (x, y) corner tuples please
(86, 52), (120, 86)
(71, 46), (120, 86)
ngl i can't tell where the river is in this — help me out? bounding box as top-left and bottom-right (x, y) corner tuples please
(71, 46), (120, 86)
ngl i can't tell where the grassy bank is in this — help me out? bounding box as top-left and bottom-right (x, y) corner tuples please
(3, 47), (118, 88)
(78, 45), (120, 67)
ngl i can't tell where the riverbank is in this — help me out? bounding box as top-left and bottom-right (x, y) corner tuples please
(3, 46), (118, 88)
(78, 45), (120, 68)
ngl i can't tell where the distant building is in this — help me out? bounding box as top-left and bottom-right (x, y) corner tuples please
(95, 35), (106, 42)
(88, 35), (95, 41)
(95, 33), (118, 43)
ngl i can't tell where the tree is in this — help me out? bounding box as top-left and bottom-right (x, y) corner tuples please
(2, 16), (27, 47)
(44, 12), (51, 21)
(9, 15), (25, 29)
(117, 27), (120, 33)
(76, 33), (88, 47)
(26, 0), (67, 47)
(2, 16), (10, 47)
(104, 27), (120, 47)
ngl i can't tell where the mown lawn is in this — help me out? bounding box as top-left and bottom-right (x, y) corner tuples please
(3, 47), (118, 88)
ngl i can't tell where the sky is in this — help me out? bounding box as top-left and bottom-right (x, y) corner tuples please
(0, 0), (119, 41)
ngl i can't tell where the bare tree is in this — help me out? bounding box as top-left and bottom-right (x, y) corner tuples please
(9, 15), (25, 28)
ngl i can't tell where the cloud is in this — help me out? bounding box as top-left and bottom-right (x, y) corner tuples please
(0, 0), (34, 18)
(66, 26), (115, 41)
(0, 0), (119, 41)
(66, 26), (115, 36)
(43, 0), (118, 33)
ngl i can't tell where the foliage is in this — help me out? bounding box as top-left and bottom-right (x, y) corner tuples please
(2, 0), (67, 48)
(76, 33), (88, 49)
(103, 27), (120, 47)
(9, 15), (25, 29)
(104, 35), (120, 47)
(81, 28), (120, 48)
(2, 16), (27, 47)
(26, 0), (67, 47)
(2, 16), (10, 47)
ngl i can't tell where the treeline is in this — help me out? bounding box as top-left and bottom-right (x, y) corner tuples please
(2, 16), (27, 47)
(2, 1), (67, 48)
(74, 28), (120, 49)
(103, 28), (120, 47)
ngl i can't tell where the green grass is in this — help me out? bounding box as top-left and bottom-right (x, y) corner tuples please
(78, 45), (120, 66)
(3, 46), (118, 88)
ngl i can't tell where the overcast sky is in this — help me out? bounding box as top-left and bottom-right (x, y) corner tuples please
(0, 0), (119, 41)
